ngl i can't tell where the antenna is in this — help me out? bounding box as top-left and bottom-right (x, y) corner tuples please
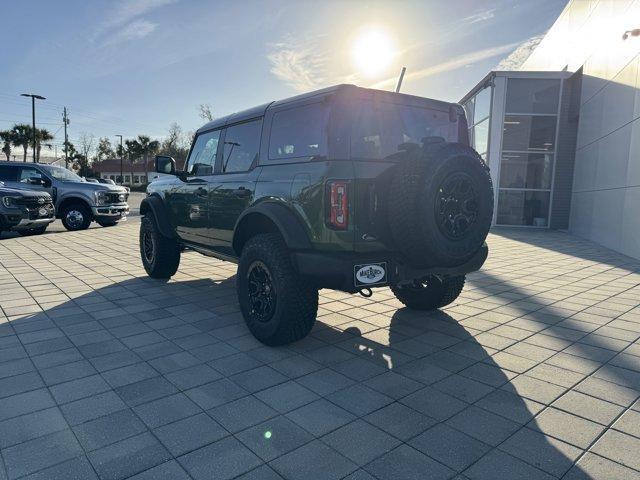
(395, 67), (407, 93)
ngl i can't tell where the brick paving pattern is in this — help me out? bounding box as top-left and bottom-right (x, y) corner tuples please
(0, 218), (639, 479)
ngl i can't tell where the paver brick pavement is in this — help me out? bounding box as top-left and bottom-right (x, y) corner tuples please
(1, 219), (640, 479)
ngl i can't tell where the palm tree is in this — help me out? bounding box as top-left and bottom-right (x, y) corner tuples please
(10, 124), (32, 162)
(35, 129), (54, 163)
(0, 130), (13, 161)
(136, 135), (160, 183)
(125, 139), (141, 186)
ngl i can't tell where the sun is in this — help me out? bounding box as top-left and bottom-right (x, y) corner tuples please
(351, 27), (396, 78)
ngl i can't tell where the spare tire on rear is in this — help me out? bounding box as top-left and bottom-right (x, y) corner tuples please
(387, 142), (493, 268)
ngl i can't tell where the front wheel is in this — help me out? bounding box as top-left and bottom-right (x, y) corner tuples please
(139, 215), (180, 278)
(17, 225), (48, 236)
(237, 233), (318, 346)
(391, 275), (465, 310)
(61, 203), (92, 231)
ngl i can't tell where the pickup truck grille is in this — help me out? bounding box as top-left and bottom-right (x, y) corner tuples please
(106, 192), (128, 204)
(14, 196), (52, 208)
(27, 203), (54, 219)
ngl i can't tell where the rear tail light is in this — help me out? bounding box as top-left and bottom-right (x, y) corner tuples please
(326, 181), (348, 230)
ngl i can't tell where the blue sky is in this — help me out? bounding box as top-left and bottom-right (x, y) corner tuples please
(0, 0), (567, 154)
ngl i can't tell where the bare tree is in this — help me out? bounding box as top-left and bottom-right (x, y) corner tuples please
(199, 104), (214, 122)
(77, 132), (96, 161)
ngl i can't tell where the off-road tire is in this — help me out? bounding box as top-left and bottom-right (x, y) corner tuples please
(237, 233), (318, 346)
(97, 219), (119, 227)
(17, 225), (48, 236)
(391, 275), (465, 310)
(388, 143), (493, 267)
(61, 203), (92, 231)
(139, 214), (180, 279)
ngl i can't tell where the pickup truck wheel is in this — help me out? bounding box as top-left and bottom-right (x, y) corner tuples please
(139, 215), (180, 278)
(237, 233), (318, 346)
(61, 203), (92, 231)
(17, 225), (48, 236)
(391, 275), (465, 310)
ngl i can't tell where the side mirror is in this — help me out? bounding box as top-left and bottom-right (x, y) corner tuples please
(27, 176), (46, 186)
(155, 155), (176, 175)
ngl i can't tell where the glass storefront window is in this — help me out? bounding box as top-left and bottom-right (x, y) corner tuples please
(503, 115), (556, 152)
(497, 190), (550, 226)
(474, 87), (491, 122)
(499, 153), (553, 189)
(463, 98), (474, 126)
(473, 119), (489, 155)
(506, 78), (560, 114)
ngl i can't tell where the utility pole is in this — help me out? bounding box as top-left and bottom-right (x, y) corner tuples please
(20, 93), (46, 162)
(63, 107), (70, 168)
(115, 135), (123, 185)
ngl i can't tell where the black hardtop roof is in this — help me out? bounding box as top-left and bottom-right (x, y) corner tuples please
(195, 84), (457, 134)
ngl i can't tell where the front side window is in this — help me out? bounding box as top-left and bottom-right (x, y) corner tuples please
(187, 130), (221, 176)
(351, 100), (457, 160)
(18, 167), (42, 183)
(40, 165), (83, 182)
(269, 104), (327, 160)
(222, 119), (262, 173)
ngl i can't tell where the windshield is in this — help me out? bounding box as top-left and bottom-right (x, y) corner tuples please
(350, 100), (459, 160)
(39, 165), (84, 182)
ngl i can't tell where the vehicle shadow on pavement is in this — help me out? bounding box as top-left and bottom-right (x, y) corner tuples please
(0, 273), (612, 480)
(335, 307), (591, 479)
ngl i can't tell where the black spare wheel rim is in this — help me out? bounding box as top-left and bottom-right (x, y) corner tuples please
(142, 229), (155, 264)
(247, 260), (276, 323)
(435, 171), (479, 240)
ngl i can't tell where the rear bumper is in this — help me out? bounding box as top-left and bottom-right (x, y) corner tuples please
(293, 244), (488, 293)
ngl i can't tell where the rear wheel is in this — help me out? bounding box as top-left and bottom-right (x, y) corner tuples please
(61, 203), (92, 231)
(391, 275), (465, 310)
(237, 233), (318, 346)
(17, 225), (48, 236)
(139, 214), (180, 278)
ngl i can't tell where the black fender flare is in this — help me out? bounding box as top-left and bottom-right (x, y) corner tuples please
(140, 195), (176, 239)
(232, 202), (313, 255)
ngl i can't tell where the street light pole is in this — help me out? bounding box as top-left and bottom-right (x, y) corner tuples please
(115, 135), (123, 185)
(20, 93), (46, 163)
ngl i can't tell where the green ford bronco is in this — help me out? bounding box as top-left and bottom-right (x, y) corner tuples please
(140, 85), (493, 345)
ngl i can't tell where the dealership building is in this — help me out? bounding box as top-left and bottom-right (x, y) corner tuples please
(461, 0), (640, 259)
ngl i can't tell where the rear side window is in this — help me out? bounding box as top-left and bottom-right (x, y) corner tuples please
(187, 130), (221, 176)
(222, 119), (262, 173)
(351, 100), (458, 160)
(269, 103), (327, 160)
(0, 165), (17, 182)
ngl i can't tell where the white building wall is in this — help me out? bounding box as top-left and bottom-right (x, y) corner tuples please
(521, 0), (640, 259)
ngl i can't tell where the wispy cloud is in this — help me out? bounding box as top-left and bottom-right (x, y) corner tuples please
(462, 8), (496, 25)
(495, 33), (545, 70)
(93, 0), (177, 45)
(267, 35), (330, 92)
(101, 19), (158, 46)
(371, 41), (520, 89)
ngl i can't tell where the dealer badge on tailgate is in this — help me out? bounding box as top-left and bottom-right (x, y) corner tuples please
(354, 263), (387, 287)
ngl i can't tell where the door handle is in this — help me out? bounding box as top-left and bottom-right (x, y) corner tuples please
(195, 187), (207, 198)
(233, 187), (251, 198)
